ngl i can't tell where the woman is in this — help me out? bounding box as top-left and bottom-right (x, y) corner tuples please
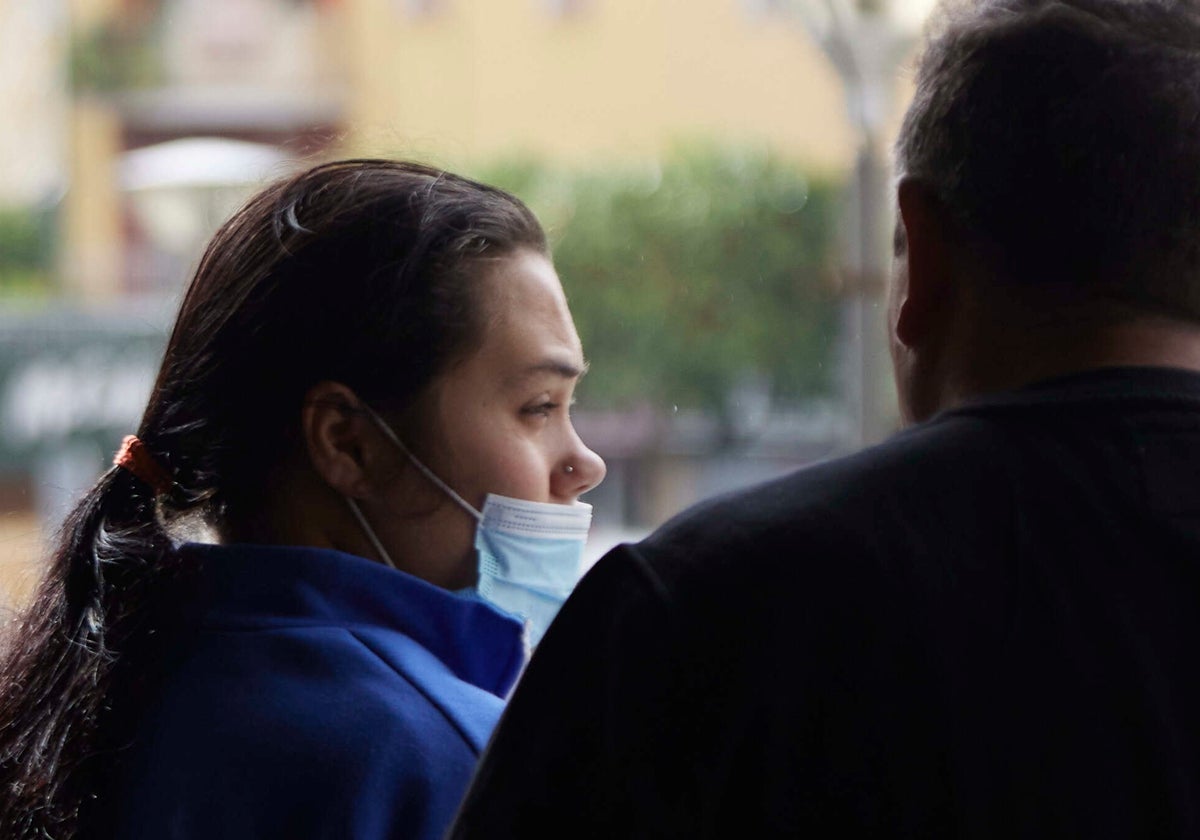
(0, 160), (605, 839)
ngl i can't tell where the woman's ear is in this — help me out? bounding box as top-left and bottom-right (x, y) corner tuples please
(301, 381), (377, 499)
(894, 177), (957, 349)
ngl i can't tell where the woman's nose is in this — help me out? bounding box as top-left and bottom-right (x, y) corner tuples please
(555, 437), (606, 501)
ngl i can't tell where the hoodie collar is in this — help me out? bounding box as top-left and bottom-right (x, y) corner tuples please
(177, 542), (525, 698)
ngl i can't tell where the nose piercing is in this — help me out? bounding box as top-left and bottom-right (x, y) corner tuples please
(563, 464), (575, 474)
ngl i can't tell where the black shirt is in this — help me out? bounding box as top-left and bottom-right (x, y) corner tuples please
(450, 367), (1200, 838)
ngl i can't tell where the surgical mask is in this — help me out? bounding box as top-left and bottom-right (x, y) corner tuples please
(345, 406), (592, 648)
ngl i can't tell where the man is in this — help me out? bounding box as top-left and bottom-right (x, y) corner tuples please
(450, 0), (1200, 835)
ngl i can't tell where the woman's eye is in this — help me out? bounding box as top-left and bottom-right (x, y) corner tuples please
(521, 401), (559, 418)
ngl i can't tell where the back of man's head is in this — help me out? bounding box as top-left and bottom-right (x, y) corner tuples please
(896, 0), (1200, 320)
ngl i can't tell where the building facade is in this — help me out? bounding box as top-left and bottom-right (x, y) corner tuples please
(62, 0), (870, 298)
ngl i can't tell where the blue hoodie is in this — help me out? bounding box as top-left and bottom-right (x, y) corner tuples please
(106, 542), (525, 839)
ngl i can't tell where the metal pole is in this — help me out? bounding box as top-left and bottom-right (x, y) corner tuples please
(792, 1), (909, 449)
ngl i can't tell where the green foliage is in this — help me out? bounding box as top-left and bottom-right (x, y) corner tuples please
(69, 17), (163, 93)
(0, 209), (52, 297)
(474, 147), (841, 414)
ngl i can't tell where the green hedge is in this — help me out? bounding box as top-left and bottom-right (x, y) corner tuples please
(69, 17), (163, 93)
(0, 208), (52, 296)
(474, 147), (841, 415)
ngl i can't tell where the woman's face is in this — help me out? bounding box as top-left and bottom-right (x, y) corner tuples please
(366, 248), (607, 588)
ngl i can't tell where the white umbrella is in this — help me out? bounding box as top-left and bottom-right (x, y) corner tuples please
(118, 137), (293, 257)
(119, 137), (290, 191)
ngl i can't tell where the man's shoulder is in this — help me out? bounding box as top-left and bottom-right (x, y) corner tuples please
(639, 409), (1013, 570)
(617, 368), (1200, 631)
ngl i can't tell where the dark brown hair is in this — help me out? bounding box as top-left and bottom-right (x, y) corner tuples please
(896, 0), (1200, 317)
(0, 159), (547, 837)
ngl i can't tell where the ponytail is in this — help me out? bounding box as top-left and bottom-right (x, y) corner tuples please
(0, 462), (173, 837)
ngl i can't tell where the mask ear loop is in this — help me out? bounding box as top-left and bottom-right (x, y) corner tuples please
(359, 404), (484, 523)
(344, 496), (397, 569)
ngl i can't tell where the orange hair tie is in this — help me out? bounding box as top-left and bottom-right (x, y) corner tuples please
(113, 435), (174, 495)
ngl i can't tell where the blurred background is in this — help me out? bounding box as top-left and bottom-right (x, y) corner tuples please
(0, 0), (934, 609)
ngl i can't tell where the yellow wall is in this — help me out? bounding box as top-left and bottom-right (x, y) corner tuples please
(62, 99), (123, 301)
(342, 0), (859, 172)
(69, 0), (120, 31)
(0, 512), (43, 614)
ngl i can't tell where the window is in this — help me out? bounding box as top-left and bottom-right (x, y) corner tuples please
(397, 0), (443, 19)
(542, 0), (589, 18)
(740, 0), (787, 19)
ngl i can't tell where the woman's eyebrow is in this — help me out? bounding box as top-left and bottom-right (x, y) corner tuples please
(508, 358), (589, 385)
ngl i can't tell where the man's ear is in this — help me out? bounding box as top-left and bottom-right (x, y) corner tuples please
(301, 381), (377, 499)
(894, 177), (956, 349)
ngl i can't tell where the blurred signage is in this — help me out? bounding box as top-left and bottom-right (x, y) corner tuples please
(0, 309), (166, 471)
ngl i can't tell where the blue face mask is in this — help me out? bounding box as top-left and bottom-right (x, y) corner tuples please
(472, 494), (592, 648)
(343, 406), (592, 649)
